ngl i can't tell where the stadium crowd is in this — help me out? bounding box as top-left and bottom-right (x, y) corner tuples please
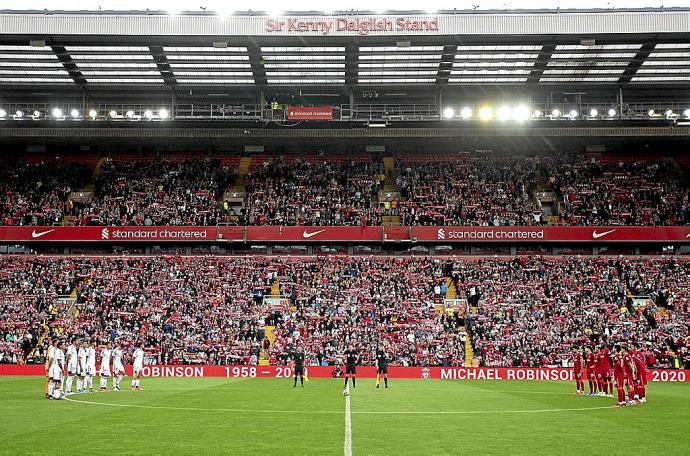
(394, 157), (542, 226)
(1, 255), (687, 369)
(1, 154), (688, 227)
(240, 157), (384, 226)
(546, 156), (690, 226)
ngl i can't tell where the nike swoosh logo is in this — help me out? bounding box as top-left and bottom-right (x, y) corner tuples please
(302, 229), (326, 239)
(31, 229), (56, 238)
(592, 229), (616, 239)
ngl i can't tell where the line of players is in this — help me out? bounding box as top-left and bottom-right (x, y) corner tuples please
(291, 347), (390, 392)
(44, 338), (145, 399)
(573, 343), (651, 407)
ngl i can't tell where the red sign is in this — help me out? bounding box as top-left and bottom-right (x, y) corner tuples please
(2, 364), (688, 382)
(287, 106), (333, 121)
(0, 226), (688, 243)
(412, 226), (690, 243)
(245, 226), (382, 242)
(0, 226), (217, 242)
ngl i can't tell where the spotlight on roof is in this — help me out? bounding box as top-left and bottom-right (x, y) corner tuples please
(665, 109), (674, 117)
(15, 110), (24, 118)
(569, 109), (578, 119)
(442, 107), (455, 119)
(512, 105), (530, 122)
(648, 109), (655, 117)
(70, 109), (80, 119)
(126, 110), (135, 119)
(607, 108), (617, 117)
(159, 108), (170, 120)
(589, 108), (599, 117)
(52, 108), (63, 118)
(533, 109), (543, 117)
(0, 109), (6, 118)
(550, 109), (561, 118)
(88, 109), (98, 119)
(479, 107), (493, 121)
(32, 110), (42, 118)
(144, 110), (154, 120)
(109, 110), (118, 118)
(460, 107), (473, 120)
(683, 108), (690, 118)
(496, 106), (511, 121)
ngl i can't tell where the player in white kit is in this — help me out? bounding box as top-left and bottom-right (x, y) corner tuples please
(112, 343), (126, 391)
(65, 338), (78, 394)
(77, 341), (87, 393)
(99, 342), (112, 391)
(48, 340), (65, 399)
(85, 340), (97, 392)
(131, 343), (145, 390)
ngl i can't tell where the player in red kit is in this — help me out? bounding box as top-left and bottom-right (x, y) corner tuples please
(623, 346), (637, 405)
(612, 346), (629, 407)
(598, 346), (613, 398)
(630, 344), (647, 403)
(585, 348), (598, 396)
(573, 349), (584, 395)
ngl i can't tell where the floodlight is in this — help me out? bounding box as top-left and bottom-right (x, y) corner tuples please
(159, 108), (170, 119)
(589, 108), (598, 117)
(478, 107), (493, 121)
(460, 107), (473, 119)
(513, 105), (529, 122)
(607, 108), (616, 117)
(496, 106), (511, 121)
(52, 108), (63, 118)
(442, 107), (455, 119)
(70, 109), (80, 118)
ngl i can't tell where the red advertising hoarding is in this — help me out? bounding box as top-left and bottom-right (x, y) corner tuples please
(286, 106), (333, 121)
(0, 226), (217, 242)
(0, 226), (688, 243)
(1, 364), (688, 382)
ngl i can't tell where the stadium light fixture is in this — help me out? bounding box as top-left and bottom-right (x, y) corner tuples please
(550, 109), (561, 118)
(52, 108), (64, 118)
(32, 110), (42, 119)
(460, 107), (473, 120)
(648, 109), (655, 117)
(533, 109), (543, 118)
(0, 109), (6, 118)
(607, 108), (617, 117)
(478, 107), (493, 121)
(496, 106), (511, 121)
(144, 110), (154, 120)
(442, 107), (455, 119)
(88, 109), (98, 120)
(568, 109), (578, 119)
(70, 109), (80, 119)
(512, 105), (530, 122)
(126, 110), (136, 119)
(683, 108), (690, 118)
(109, 110), (118, 118)
(589, 108), (598, 117)
(665, 109), (674, 118)
(15, 110), (24, 118)
(159, 108), (170, 120)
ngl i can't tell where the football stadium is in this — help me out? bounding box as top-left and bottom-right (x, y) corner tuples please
(0, 1), (689, 454)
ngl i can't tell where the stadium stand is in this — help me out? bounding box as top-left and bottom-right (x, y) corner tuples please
(1, 256), (687, 368)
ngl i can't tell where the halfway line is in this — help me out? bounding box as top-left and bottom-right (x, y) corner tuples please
(344, 394), (352, 456)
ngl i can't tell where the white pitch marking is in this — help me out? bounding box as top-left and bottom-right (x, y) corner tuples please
(62, 396), (615, 415)
(344, 394), (352, 456)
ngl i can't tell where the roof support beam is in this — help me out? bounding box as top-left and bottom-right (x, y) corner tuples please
(527, 44), (556, 84)
(50, 45), (87, 86)
(148, 46), (177, 87)
(345, 41), (358, 86)
(436, 45), (457, 85)
(246, 39), (267, 87)
(619, 43), (655, 84)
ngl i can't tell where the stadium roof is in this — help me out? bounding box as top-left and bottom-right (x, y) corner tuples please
(0, 9), (689, 99)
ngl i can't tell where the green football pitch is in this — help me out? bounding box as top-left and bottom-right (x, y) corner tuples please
(1, 376), (689, 455)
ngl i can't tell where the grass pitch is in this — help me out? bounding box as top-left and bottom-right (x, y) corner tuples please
(1, 376), (689, 455)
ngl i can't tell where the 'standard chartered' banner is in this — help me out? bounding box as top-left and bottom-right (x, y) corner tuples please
(286, 106), (333, 121)
(1, 365), (688, 382)
(0, 226), (689, 243)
